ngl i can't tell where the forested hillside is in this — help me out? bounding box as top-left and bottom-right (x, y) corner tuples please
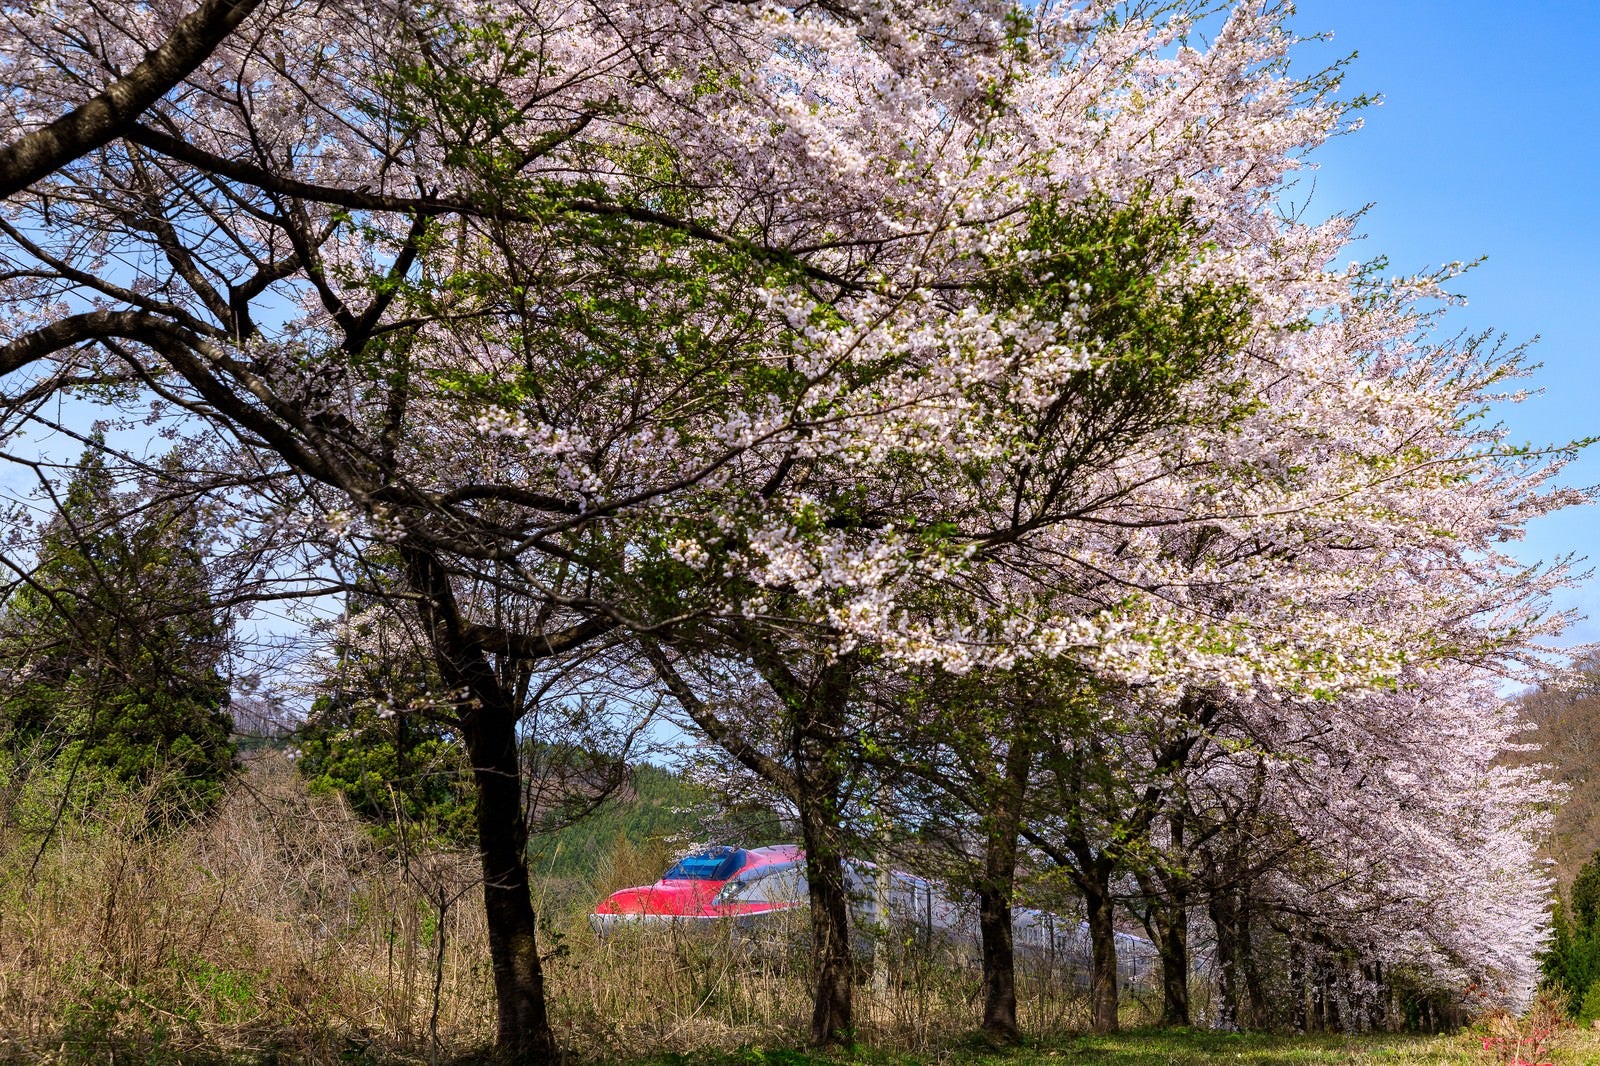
(1511, 659), (1600, 893)
(531, 763), (724, 883)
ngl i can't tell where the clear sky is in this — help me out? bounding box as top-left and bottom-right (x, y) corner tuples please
(1286, 1), (1600, 646)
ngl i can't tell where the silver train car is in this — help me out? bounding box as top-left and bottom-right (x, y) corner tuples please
(604, 848), (1158, 991)
(1011, 906), (1160, 992)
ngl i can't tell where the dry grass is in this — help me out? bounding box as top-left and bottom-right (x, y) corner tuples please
(0, 756), (1240, 1064)
(0, 752), (495, 1062)
(545, 910), (1096, 1058)
(542, 845), (1115, 1058)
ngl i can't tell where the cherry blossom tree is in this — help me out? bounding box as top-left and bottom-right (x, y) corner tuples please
(0, 0), (1315, 1049)
(0, 0), (1586, 1055)
(0, 0), (266, 197)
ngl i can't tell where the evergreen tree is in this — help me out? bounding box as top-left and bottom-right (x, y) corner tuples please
(0, 444), (235, 819)
(295, 693), (477, 848)
(293, 567), (478, 847)
(295, 570), (658, 858)
(1542, 852), (1600, 1017)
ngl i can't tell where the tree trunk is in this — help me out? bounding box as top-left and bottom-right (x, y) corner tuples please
(667, 634), (860, 1047)
(797, 790), (854, 1047)
(403, 543), (559, 1061)
(1324, 966), (1342, 1032)
(976, 735), (1032, 1042)
(1309, 957), (1326, 1032)
(1131, 815), (1191, 1028)
(1209, 889), (1239, 1031)
(977, 884), (1019, 1041)
(1312, 955), (1342, 1032)
(1286, 941), (1308, 1032)
(465, 699), (558, 1061)
(1368, 961), (1387, 1031)
(1237, 901), (1266, 1029)
(1156, 810), (1191, 1028)
(1083, 870), (1120, 1034)
(781, 653), (858, 1047)
(1152, 894), (1190, 1027)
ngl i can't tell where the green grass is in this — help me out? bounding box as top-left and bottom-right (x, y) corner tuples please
(608, 1026), (1600, 1066)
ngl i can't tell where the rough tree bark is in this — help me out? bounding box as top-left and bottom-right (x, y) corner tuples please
(975, 734), (1033, 1042)
(464, 691), (558, 1061)
(1210, 886), (1240, 1031)
(403, 543), (611, 1062)
(974, 883), (1018, 1039)
(796, 789), (855, 1046)
(0, 0), (265, 197)
(1237, 901), (1267, 1029)
(1133, 822), (1193, 1027)
(1081, 865), (1121, 1034)
(1149, 890), (1191, 1026)
(785, 654), (857, 1047)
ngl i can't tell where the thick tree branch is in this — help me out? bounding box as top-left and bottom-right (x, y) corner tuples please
(0, 0), (266, 197)
(1, 311), (172, 377)
(642, 641), (799, 795)
(466, 616), (617, 662)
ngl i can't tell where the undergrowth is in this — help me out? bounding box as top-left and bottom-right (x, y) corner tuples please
(2, 754), (1566, 1065)
(0, 754), (1117, 1063)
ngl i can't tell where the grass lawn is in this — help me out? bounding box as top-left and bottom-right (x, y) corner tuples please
(624, 1026), (1600, 1066)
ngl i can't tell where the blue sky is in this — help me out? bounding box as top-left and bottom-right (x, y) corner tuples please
(1287, 1), (1600, 646)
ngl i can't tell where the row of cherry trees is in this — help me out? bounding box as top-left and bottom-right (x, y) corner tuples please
(0, 0), (1580, 1056)
(848, 657), (1556, 1035)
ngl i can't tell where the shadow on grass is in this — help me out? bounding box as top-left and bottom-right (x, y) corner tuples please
(605, 1028), (1471, 1066)
(1, 1027), (1488, 1066)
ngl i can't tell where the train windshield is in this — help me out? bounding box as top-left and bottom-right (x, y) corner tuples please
(663, 848), (747, 881)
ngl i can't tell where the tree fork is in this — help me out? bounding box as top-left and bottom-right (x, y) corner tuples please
(401, 542), (560, 1062)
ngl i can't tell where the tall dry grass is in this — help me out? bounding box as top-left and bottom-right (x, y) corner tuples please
(0, 754), (1126, 1063)
(546, 901), (1119, 1057)
(0, 752), (494, 1062)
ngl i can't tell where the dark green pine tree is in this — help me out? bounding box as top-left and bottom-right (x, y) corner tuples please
(0, 443), (235, 819)
(1541, 853), (1600, 1018)
(295, 690), (478, 849)
(294, 575), (478, 849)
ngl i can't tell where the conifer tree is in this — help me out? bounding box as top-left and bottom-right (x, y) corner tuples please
(295, 599), (477, 848)
(1545, 853), (1600, 1017)
(0, 444), (235, 818)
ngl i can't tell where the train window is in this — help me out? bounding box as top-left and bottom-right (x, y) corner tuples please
(664, 847), (747, 881)
(728, 864), (806, 904)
